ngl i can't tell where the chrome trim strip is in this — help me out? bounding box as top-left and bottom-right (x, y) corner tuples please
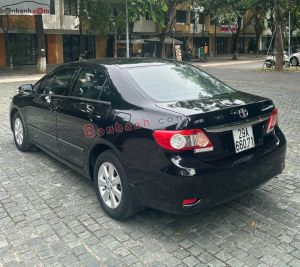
(27, 125), (85, 152)
(27, 124), (56, 139)
(194, 147), (214, 153)
(57, 138), (85, 152)
(205, 114), (270, 133)
(182, 199), (202, 207)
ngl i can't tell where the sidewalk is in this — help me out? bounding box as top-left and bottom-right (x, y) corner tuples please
(0, 65), (57, 83)
(0, 55), (265, 83)
(192, 54), (265, 67)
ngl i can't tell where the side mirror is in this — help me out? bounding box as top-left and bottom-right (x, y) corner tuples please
(18, 84), (33, 94)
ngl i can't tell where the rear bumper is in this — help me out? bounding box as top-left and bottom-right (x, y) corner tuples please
(126, 128), (286, 214)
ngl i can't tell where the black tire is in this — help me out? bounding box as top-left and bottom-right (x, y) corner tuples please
(12, 112), (31, 152)
(290, 57), (299, 66)
(94, 150), (136, 220)
(265, 61), (272, 68)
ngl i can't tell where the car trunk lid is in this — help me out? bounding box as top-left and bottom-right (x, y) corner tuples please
(155, 91), (275, 161)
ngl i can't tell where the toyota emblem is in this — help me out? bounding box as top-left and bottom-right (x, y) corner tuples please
(239, 108), (248, 118)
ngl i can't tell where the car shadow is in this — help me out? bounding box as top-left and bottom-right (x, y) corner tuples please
(24, 147), (291, 246)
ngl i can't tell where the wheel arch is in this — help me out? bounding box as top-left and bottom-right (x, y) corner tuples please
(87, 141), (122, 181)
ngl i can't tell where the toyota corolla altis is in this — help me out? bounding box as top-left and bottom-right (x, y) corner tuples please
(10, 59), (286, 220)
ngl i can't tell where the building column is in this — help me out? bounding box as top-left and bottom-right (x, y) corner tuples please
(209, 35), (215, 56)
(0, 33), (6, 67)
(47, 34), (63, 64)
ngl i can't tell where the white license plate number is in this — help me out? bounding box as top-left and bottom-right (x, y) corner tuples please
(232, 126), (255, 153)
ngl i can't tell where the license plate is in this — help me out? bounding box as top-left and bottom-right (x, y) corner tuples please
(232, 126), (255, 153)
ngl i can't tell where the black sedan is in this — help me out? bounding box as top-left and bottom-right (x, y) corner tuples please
(10, 59), (286, 220)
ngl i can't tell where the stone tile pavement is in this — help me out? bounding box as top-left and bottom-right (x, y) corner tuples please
(0, 66), (300, 266)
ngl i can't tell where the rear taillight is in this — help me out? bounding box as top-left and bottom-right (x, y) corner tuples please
(266, 108), (279, 134)
(182, 198), (200, 206)
(153, 129), (214, 152)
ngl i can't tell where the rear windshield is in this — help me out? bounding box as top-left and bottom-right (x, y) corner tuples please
(127, 63), (234, 102)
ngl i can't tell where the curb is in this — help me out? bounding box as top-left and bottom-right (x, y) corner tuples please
(195, 59), (264, 68)
(1, 75), (44, 83)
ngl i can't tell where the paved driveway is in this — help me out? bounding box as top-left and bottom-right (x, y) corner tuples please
(0, 65), (300, 267)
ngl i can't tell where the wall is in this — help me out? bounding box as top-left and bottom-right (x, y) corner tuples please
(0, 33), (6, 67)
(133, 18), (156, 33)
(42, 0), (78, 32)
(96, 36), (107, 58)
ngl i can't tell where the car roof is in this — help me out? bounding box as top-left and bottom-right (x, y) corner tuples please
(61, 58), (177, 70)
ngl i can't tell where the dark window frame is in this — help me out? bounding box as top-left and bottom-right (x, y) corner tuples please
(50, 0), (55, 14)
(64, 0), (78, 16)
(176, 10), (187, 24)
(37, 67), (77, 96)
(69, 67), (108, 100)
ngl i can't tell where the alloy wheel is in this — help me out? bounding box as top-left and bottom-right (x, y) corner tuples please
(14, 118), (24, 146)
(98, 162), (122, 209)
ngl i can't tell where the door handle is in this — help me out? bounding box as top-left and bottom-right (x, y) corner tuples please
(47, 96), (58, 112)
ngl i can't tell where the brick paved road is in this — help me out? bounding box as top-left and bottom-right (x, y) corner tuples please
(0, 65), (300, 267)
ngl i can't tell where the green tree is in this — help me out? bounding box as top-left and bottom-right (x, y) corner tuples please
(150, 0), (186, 58)
(215, 0), (257, 60)
(283, 0), (300, 52)
(249, 1), (272, 56)
(106, 0), (151, 57)
(192, 0), (222, 56)
(77, 0), (112, 59)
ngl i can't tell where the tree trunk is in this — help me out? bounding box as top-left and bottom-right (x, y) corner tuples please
(79, 19), (85, 61)
(255, 30), (261, 57)
(0, 16), (10, 66)
(254, 17), (262, 57)
(274, 0), (283, 71)
(159, 30), (166, 58)
(232, 17), (242, 60)
(34, 15), (46, 73)
(232, 33), (238, 60)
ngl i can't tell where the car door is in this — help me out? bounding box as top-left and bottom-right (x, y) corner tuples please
(56, 67), (111, 167)
(26, 67), (77, 154)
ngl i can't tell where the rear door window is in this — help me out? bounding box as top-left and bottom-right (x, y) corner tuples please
(70, 68), (107, 100)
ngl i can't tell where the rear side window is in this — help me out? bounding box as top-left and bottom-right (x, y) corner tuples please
(70, 68), (107, 100)
(127, 63), (234, 102)
(38, 68), (76, 95)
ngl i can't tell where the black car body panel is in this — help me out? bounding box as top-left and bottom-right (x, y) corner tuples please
(10, 58), (286, 215)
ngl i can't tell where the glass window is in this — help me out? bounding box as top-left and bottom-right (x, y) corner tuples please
(199, 13), (205, 24)
(63, 35), (95, 63)
(127, 63), (234, 102)
(7, 33), (36, 65)
(176, 10), (187, 23)
(38, 68), (76, 95)
(50, 0), (55, 14)
(145, 12), (152, 21)
(64, 0), (77, 16)
(99, 83), (115, 102)
(70, 69), (107, 99)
